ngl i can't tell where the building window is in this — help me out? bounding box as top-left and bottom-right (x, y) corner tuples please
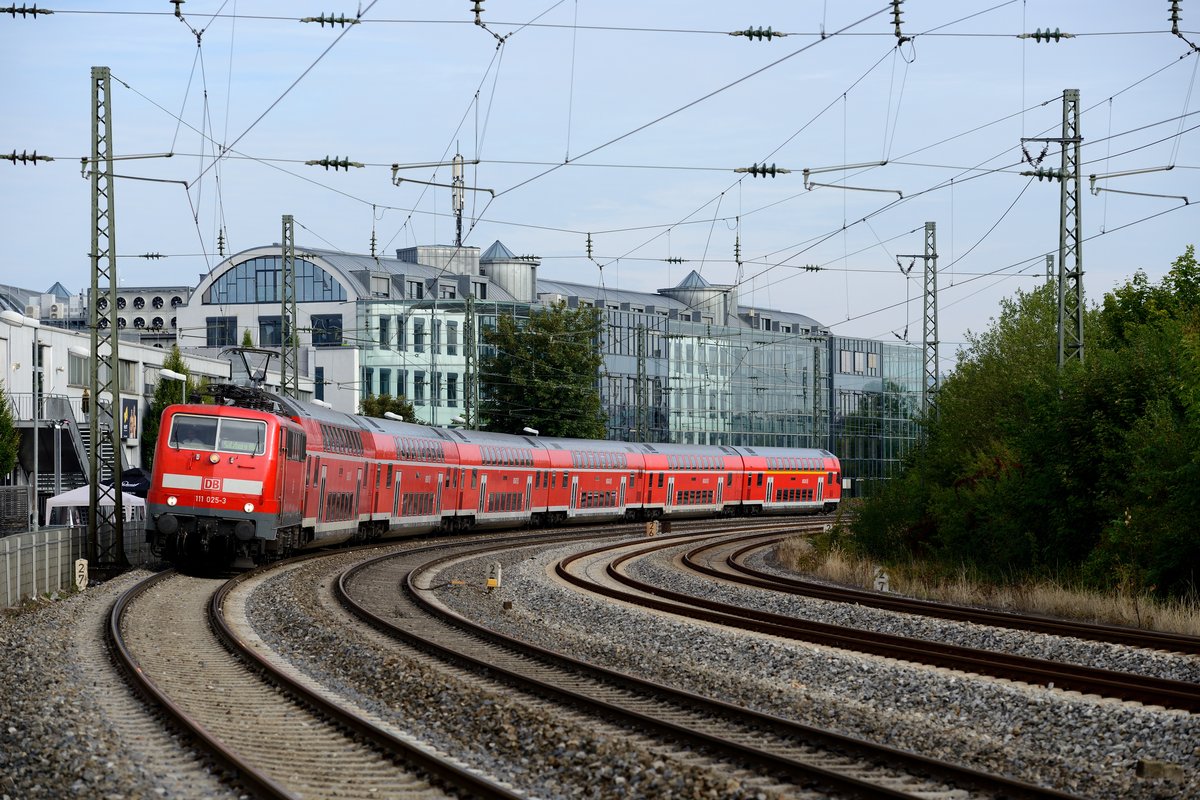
(311, 314), (342, 347)
(397, 369), (407, 399)
(414, 371), (426, 405)
(397, 316), (407, 350)
(867, 352), (879, 376)
(119, 360), (136, 393)
(414, 319), (425, 353)
(854, 351), (866, 374)
(407, 280), (424, 300)
(363, 367), (374, 397)
(447, 321), (458, 356)
(439, 284), (456, 299)
(259, 315), (283, 348)
(370, 275), (390, 298)
(432, 319), (441, 354)
(314, 366), (325, 401)
(202, 255), (347, 304)
(839, 349), (853, 373)
(473, 282), (487, 300)
(432, 371), (442, 406)
(378, 316), (390, 349)
(206, 316), (237, 348)
(380, 368), (391, 397)
(447, 373), (458, 407)
(68, 353), (89, 387)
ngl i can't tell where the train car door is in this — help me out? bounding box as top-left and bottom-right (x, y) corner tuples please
(392, 474), (401, 519)
(717, 476), (724, 506)
(319, 465), (328, 522)
(619, 477), (627, 509)
(817, 476), (824, 502)
(477, 475), (488, 513)
(570, 477), (579, 514)
(666, 477), (674, 510)
(436, 472), (444, 516)
(354, 468), (363, 520)
(766, 476), (774, 506)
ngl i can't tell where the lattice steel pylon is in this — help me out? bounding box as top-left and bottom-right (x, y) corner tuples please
(87, 66), (126, 572)
(463, 293), (477, 429)
(280, 214), (299, 398)
(921, 221), (939, 419)
(897, 221), (939, 422)
(1058, 89), (1084, 368)
(635, 324), (647, 442)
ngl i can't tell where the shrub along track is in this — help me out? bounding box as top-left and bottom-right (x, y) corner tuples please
(342, 521), (1081, 800)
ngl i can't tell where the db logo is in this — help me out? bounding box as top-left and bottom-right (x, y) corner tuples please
(202, 477), (222, 491)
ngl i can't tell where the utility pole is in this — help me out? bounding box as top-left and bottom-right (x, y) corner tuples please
(452, 153), (465, 247)
(1058, 89), (1084, 367)
(280, 214), (299, 398)
(1046, 253), (1055, 284)
(87, 66), (126, 573)
(897, 221), (939, 421)
(1021, 89), (1083, 368)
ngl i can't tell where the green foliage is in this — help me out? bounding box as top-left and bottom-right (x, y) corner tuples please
(0, 381), (20, 478)
(140, 346), (199, 472)
(851, 247), (1200, 598)
(241, 328), (254, 347)
(359, 393), (418, 423)
(479, 301), (606, 438)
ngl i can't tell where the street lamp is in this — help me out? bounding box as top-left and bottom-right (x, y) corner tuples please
(383, 411), (407, 422)
(159, 368), (188, 405)
(522, 426), (539, 436)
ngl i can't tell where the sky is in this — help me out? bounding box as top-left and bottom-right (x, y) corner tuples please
(2, 1), (1198, 374)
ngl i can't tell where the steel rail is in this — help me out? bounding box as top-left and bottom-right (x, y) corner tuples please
(338, 534), (1081, 800)
(574, 535), (1200, 712)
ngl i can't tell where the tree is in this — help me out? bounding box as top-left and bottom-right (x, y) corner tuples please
(241, 328), (254, 347)
(0, 382), (19, 479)
(851, 246), (1200, 598)
(141, 346), (198, 472)
(360, 393), (418, 423)
(480, 301), (606, 438)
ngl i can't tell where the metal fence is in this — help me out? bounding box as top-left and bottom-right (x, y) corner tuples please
(1, 520), (150, 608)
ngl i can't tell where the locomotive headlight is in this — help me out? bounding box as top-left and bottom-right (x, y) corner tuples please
(209, 453), (220, 464)
(167, 495), (178, 506)
(243, 502), (254, 513)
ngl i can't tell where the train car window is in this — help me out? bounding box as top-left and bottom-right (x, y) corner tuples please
(727, 472), (733, 485)
(472, 469), (478, 489)
(550, 472), (556, 489)
(756, 473), (763, 486)
(657, 472), (664, 488)
(386, 465), (393, 488)
(562, 471), (569, 486)
(535, 471), (541, 489)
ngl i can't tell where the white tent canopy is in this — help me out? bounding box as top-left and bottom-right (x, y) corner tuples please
(44, 484), (146, 527)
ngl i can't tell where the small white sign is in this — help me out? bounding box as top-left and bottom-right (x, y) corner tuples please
(873, 567), (890, 593)
(74, 559), (88, 592)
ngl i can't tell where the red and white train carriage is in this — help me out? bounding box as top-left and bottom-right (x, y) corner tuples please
(146, 388), (841, 570)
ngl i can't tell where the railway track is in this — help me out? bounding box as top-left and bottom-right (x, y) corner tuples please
(341, 527), (1082, 799)
(705, 533), (1200, 655)
(561, 532), (1200, 712)
(108, 565), (523, 799)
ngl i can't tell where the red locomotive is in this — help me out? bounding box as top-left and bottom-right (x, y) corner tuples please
(146, 387), (841, 570)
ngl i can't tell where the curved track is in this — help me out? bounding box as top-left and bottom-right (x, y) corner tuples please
(340, 527), (1082, 800)
(706, 534), (1200, 655)
(560, 532), (1200, 712)
(108, 566), (522, 799)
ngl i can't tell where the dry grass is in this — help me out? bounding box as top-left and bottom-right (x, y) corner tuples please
(777, 536), (1200, 637)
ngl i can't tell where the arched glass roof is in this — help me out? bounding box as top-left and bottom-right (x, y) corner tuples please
(202, 255), (347, 304)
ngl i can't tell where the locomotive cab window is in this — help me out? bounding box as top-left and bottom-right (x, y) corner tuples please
(169, 414), (266, 455)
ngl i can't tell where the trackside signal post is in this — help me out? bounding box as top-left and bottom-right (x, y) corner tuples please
(897, 222), (939, 422)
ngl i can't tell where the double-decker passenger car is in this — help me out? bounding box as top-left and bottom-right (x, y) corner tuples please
(146, 388), (840, 570)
